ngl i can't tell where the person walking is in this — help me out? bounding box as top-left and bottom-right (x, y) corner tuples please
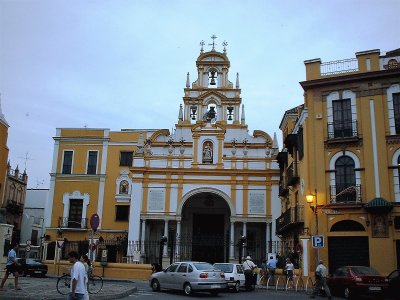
(242, 256), (256, 291)
(267, 255), (277, 285)
(68, 251), (87, 300)
(285, 258), (295, 289)
(0, 243), (21, 291)
(310, 260), (332, 299)
(80, 254), (90, 300)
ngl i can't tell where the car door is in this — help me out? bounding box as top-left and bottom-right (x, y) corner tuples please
(236, 264), (246, 286)
(175, 263), (188, 288)
(163, 263), (179, 289)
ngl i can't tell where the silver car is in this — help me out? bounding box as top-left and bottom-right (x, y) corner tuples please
(149, 261), (227, 296)
(213, 263), (245, 292)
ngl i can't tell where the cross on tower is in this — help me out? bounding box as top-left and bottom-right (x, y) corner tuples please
(222, 40), (228, 53)
(209, 34), (217, 51)
(199, 40), (205, 53)
(18, 152), (34, 170)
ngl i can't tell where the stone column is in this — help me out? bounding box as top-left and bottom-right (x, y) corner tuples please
(163, 220), (169, 257)
(229, 221), (235, 260)
(175, 220), (181, 258)
(301, 238), (309, 277)
(140, 219), (146, 256)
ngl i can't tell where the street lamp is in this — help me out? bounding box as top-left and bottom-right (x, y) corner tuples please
(306, 189), (320, 262)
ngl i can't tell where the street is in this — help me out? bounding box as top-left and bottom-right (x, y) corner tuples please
(121, 280), (313, 299)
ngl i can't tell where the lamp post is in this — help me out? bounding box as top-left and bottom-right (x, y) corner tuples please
(306, 189), (320, 262)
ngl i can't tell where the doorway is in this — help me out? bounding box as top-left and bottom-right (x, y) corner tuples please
(192, 214), (225, 263)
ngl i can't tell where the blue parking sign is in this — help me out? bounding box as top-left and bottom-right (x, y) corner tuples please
(312, 235), (324, 248)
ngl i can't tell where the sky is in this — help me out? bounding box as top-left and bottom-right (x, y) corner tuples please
(1, 0), (399, 188)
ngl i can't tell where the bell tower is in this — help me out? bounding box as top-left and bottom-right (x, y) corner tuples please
(180, 35), (244, 126)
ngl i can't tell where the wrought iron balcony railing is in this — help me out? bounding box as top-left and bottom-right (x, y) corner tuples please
(287, 162), (299, 186)
(6, 200), (23, 215)
(276, 206), (304, 234)
(330, 184), (362, 204)
(327, 120), (358, 139)
(58, 217), (88, 229)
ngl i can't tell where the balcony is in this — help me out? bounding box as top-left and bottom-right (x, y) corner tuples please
(321, 58), (358, 76)
(276, 206), (304, 235)
(287, 162), (299, 186)
(6, 200), (23, 215)
(330, 184), (362, 205)
(327, 120), (358, 139)
(58, 217), (88, 229)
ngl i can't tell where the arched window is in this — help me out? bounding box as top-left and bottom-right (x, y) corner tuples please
(9, 184), (16, 202)
(331, 220), (365, 231)
(335, 156), (356, 202)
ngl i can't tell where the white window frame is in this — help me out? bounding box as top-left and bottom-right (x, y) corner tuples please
(392, 148), (400, 202)
(329, 151), (361, 203)
(62, 191), (90, 228)
(327, 90), (357, 137)
(387, 84), (400, 135)
(86, 150), (99, 175)
(61, 149), (74, 174)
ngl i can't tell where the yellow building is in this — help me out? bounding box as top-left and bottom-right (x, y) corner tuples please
(45, 40), (282, 266)
(278, 48), (400, 276)
(0, 96), (9, 207)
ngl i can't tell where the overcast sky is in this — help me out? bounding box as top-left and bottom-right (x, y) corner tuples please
(1, 0), (399, 188)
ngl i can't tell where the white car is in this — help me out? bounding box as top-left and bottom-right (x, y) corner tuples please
(213, 263), (246, 292)
(149, 261), (227, 296)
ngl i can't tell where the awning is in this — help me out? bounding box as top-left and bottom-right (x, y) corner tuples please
(364, 197), (393, 214)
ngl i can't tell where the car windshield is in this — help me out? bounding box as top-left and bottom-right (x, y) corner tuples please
(214, 264), (233, 273)
(351, 266), (379, 275)
(193, 263), (214, 270)
(26, 259), (41, 264)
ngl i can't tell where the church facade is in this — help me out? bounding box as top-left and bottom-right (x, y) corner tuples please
(45, 41), (281, 265)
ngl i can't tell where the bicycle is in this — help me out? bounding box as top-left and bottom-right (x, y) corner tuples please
(56, 271), (103, 295)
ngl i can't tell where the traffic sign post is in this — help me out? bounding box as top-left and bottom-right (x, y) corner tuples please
(89, 214), (100, 262)
(312, 235), (324, 248)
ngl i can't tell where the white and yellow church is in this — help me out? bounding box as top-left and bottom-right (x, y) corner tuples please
(44, 40), (282, 267)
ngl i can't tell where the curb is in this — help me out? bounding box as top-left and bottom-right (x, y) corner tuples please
(0, 287), (137, 300)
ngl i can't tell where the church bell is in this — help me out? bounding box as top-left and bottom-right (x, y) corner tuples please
(209, 70), (217, 85)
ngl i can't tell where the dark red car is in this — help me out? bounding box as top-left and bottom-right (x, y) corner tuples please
(327, 266), (388, 299)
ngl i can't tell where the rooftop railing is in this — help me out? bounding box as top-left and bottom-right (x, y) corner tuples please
(321, 58), (358, 76)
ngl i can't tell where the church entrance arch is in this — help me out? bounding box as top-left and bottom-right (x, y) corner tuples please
(179, 190), (232, 263)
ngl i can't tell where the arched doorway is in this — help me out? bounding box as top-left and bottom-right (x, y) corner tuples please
(181, 192), (231, 263)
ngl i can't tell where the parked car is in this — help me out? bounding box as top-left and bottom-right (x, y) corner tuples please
(149, 261), (227, 296)
(17, 258), (48, 277)
(213, 263), (245, 292)
(327, 266), (388, 299)
(386, 269), (400, 298)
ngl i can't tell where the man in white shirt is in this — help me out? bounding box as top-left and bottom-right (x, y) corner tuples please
(242, 256), (256, 291)
(67, 251), (87, 300)
(310, 260), (332, 299)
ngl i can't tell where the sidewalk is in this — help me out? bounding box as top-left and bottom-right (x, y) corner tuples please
(0, 275), (138, 300)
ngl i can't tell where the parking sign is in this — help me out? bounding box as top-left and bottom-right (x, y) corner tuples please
(312, 235), (324, 248)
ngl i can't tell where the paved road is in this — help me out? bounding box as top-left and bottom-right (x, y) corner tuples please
(121, 280), (313, 299)
(0, 275), (136, 300)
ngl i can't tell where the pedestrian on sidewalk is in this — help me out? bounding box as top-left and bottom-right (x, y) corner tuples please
(267, 255), (277, 285)
(80, 254), (90, 300)
(310, 260), (332, 299)
(285, 258), (295, 289)
(242, 256), (256, 291)
(68, 251), (87, 300)
(0, 242), (22, 291)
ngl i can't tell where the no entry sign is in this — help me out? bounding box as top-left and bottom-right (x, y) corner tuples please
(90, 213), (100, 231)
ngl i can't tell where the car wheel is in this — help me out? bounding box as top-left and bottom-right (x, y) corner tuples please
(41, 272), (46, 278)
(234, 281), (240, 293)
(21, 270), (27, 277)
(344, 287), (351, 299)
(183, 283), (192, 296)
(151, 279), (160, 292)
